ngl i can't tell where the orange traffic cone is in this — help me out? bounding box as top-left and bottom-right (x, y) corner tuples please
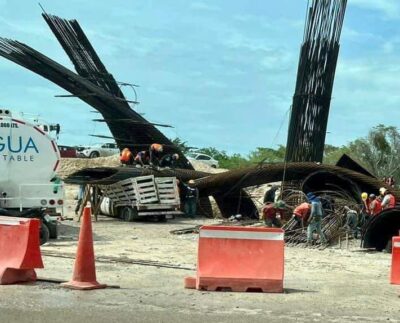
(61, 206), (106, 290)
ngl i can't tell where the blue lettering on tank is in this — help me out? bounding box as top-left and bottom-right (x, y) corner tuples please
(24, 137), (39, 153)
(8, 136), (22, 153)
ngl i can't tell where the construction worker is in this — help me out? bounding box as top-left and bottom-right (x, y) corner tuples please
(184, 180), (199, 217)
(75, 184), (85, 215)
(120, 147), (133, 165)
(134, 150), (150, 167)
(368, 194), (382, 216)
(344, 206), (358, 238)
(260, 200), (287, 228)
(380, 188), (396, 210)
(149, 143), (163, 166)
(292, 201), (311, 228)
(359, 192), (371, 225)
(263, 185), (279, 203)
(306, 192), (327, 245)
(159, 153), (179, 168)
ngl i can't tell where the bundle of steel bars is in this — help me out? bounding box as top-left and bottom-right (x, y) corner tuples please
(285, 0), (347, 163)
(0, 14), (191, 168)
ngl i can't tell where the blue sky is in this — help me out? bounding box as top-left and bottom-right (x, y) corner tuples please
(0, 0), (399, 155)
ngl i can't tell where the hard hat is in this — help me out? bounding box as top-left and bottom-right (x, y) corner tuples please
(361, 192), (368, 201)
(172, 153), (179, 159)
(379, 187), (387, 195)
(306, 192), (317, 202)
(188, 179), (195, 184)
(369, 193), (376, 199)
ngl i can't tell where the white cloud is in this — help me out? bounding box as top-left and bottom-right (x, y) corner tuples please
(350, 0), (400, 19)
(190, 2), (220, 12)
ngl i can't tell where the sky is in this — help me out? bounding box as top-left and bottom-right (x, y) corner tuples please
(0, 0), (400, 155)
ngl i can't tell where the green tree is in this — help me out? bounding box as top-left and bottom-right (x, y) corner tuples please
(323, 144), (351, 165)
(248, 145), (286, 164)
(170, 137), (192, 154)
(347, 125), (400, 178)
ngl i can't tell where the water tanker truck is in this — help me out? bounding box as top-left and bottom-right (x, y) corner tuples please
(0, 109), (64, 243)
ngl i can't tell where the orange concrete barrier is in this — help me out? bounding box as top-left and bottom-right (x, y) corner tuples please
(185, 225), (284, 293)
(0, 216), (43, 284)
(390, 236), (400, 285)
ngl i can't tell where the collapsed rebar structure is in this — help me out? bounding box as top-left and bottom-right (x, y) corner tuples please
(285, 0), (347, 162)
(0, 14), (190, 168)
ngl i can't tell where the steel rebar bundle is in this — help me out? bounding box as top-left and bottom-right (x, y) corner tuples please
(285, 0), (347, 162)
(65, 162), (399, 200)
(42, 13), (125, 99)
(0, 16), (192, 169)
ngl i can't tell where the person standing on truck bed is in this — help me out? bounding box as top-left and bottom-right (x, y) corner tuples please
(149, 143), (163, 166)
(120, 148), (133, 166)
(159, 153), (179, 168)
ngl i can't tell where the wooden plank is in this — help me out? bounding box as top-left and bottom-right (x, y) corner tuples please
(159, 194), (177, 198)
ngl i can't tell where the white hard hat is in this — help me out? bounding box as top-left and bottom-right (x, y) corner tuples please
(379, 187), (387, 195)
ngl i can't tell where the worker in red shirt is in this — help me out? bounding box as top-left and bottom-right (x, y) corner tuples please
(260, 200), (287, 228)
(368, 194), (382, 216)
(292, 201), (311, 228)
(120, 147), (133, 165)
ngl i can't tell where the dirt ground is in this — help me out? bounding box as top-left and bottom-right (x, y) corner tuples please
(0, 195), (399, 323)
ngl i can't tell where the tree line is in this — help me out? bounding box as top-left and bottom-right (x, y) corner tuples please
(172, 125), (400, 179)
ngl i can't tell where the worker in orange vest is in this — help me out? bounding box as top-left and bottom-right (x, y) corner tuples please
(120, 147), (133, 165)
(292, 201), (311, 228)
(149, 143), (163, 166)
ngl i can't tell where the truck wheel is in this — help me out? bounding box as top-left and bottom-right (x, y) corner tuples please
(89, 151), (100, 158)
(156, 215), (167, 222)
(44, 219), (58, 239)
(40, 223), (50, 245)
(121, 207), (138, 222)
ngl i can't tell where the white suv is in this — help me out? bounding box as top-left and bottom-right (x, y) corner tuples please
(187, 153), (219, 168)
(78, 143), (119, 158)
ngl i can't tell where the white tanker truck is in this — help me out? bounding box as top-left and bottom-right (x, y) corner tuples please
(0, 109), (64, 242)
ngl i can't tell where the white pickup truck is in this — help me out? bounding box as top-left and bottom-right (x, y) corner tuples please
(77, 143), (119, 158)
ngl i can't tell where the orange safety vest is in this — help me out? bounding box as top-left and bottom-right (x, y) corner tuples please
(120, 148), (132, 162)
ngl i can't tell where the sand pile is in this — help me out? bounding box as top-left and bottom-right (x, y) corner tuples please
(58, 156), (226, 179)
(58, 155), (120, 179)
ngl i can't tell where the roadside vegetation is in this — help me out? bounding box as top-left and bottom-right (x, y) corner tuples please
(172, 125), (400, 178)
